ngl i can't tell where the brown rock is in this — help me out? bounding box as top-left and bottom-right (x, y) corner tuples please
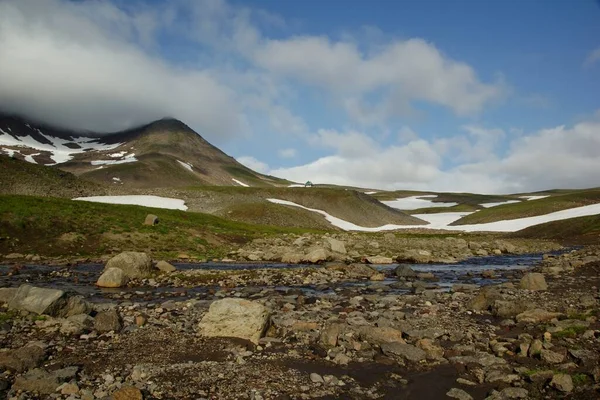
(113, 386), (144, 400)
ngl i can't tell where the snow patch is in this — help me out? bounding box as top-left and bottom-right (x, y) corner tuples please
(91, 153), (137, 165)
(23, 153), (40, 164)
(232, 178), (249, 187)
(109, 151), (127, 158)
(0, 127), (122, 164)
(480, 200), (521, 208)
(520, 195), (550, 201)
(364, 191), (378, 195)
(112, 177), (121, 182)
(382, 195), (458, 210)
(177, 160), (194, 172)
(74, 195), (187, 211)
(267, 198), (600, 233)
(288, 184), (306, 188)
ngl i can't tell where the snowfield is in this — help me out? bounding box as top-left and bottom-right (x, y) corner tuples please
(177, 160), (194, 172)
(520, 195), (550, 201)
(232, 178), (249, 187)
(0, 127), (122, 164)
(74, 195), (188, 211)
(267, 198), (600, 232)
(382, 195), (458, 210)
(91, 153), (137, 166)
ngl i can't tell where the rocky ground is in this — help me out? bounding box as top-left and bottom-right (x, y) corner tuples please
(0, 246), (598, 399)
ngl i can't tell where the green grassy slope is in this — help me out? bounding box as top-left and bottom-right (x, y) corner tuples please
(0, 195), (324, 258)
(511, 214), (600, 244)
(452, 189), (600, 225)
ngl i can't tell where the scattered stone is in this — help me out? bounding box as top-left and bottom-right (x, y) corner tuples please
(310, 373), (324, 384)
(156, 260), (177, 273)
(94, 309), (123, 333)
(540, 349), (565, 364)
(519, 272), (547, 291)
(198, 298), (270, 344)
(380, 343), (427, 362)
(97, 267), (129, 288)
(550, 374), (573, 393)
(446, 388), (473, 400)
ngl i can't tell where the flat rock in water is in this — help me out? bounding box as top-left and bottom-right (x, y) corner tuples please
(156, 260), (176, 273)
(198, 298), (270, 344)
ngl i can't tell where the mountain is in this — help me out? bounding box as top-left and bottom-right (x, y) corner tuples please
(0, 113), (287, 188)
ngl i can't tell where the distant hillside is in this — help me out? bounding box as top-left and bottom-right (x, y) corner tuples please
(0, 154), (106, 198)
(511, 214), (600, 244)
(0, 113), (289, 188)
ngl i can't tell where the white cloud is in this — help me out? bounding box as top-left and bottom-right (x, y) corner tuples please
(278, 148), (297, 158)
(236, 156), (270, 174)
(583, 47), (600, 68)
(271, 116), (600, 193)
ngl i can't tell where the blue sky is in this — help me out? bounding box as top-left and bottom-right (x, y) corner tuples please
(1, 0), (600, 192)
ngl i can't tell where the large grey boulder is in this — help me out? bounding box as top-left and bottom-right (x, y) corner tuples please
(94, 309), (123, 333)
(97, 268), (129, 288)
(57, 295), (92, 318)
(380, 342), (427, 362)
(105, 251), (153, 279)
(395, 265), (417, 278)
(520, 273), (547, 291)
(330, 263), (378, 279)
(198, 298), (270, 344)
(325, 237), (346, 254)
(8, 285), (66, 316)
(0, 287), (18, 304)
(303, 248), (329, 264)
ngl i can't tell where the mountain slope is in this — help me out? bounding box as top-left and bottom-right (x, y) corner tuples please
(0, 113), (287, 188)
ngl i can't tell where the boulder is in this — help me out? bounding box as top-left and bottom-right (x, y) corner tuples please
(550, 374), (573, 393)
(8, 285), (66, 316)
(366, 256), (394, 264)
(491, 300), (527, 318)
(0, 287), (17, 304)
(303, 248), (329, 264)
(516, 309), (562, 324)
(331, 263), (378, 279)
(105, 251), (153, 279)
(320, 323), (344, 348)
(112, 386), (144, 400)
(325, 237), (346, 254)
(198, 298), (270, 344)
(0, 344), (46, 372)
(144, 214), (159, 226)
(57, 295), (92, 318)
(97, 268), (129, 288)
(156, 260), (176, 273)
(94, 309), (123, 333)
(395, 265), (417, 278)
(446, 388), (473, 400)
(519, 273), (547, 291)
(281, 253), (304, 264)
(359, 326), (405, 345)
(12, 369), (61, 395)
(380, 342), (427, 362)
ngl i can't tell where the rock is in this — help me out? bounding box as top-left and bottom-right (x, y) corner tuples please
(528, 339), (543, 357)
(370, 273), (386, 281)
(325, 238), (346, 254)
(550, 374), (573, 393)
(303, 248), (329, 264)
(105, 251), (153, 279)
(450, 352), (506, 368)
(0, 287), (17, 304)
(58, 295), (92, 318)
(198, 298), (270, 344)
(579, 294), (596, 308)
(359, 326), (405, 345)
(310, 373), (324, 384)
(0, 344), (45, 372)
(491, 300), (527, 318)
(446, 388), (473, 400)
(366, 256), (394, 264)
(156, 260), (176, 273)
(395, 265), (417, 278)
(540, 349), (564, 364)
(497, 388), (529, 399)
(519, 273), (547, 291)
(112, 386), (144, 400)
(4, 253), (24, 259)
(416, 338), (445, 360)
(516, 309), (562, 324)
(12, 368), (60, 395)
(97, 267), (129, 288)
(380, 342), (427, 362)
(144, 214), (159, 226)
(8, 285), (66, 316)
(333, 263), (378, 279)
(59, 383), (80, 395)
(135, 315), (148, 327)
(320, 323), (343, 348)
(467, 287), (501, 311)
(281, 253), (303, 264)
(94, 309), (123, 333)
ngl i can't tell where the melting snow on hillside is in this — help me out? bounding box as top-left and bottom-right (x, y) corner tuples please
(177, 160), (193, 172)
(267, 199), (600, 232)
(232, 178), (249, 187)
(74, 195), (187, 211)
(480, 200), (522, 208)
(91, 153), (137, 165)
(0, 127), (122, 164)
(520, 195), (550, 201)
(382, 195), (458, 210)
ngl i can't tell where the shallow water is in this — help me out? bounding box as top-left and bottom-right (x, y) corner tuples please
(0, 251), (565, 303)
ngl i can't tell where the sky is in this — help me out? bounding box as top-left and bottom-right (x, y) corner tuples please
(1, 0), (600, 193)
